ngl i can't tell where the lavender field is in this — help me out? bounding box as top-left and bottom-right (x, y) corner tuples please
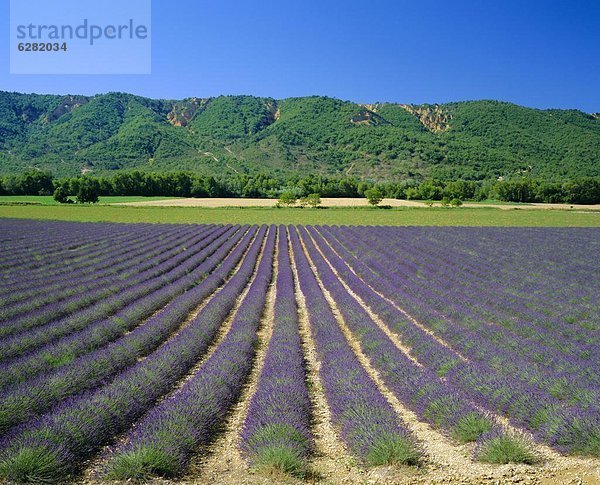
(0, 220), (598, 483)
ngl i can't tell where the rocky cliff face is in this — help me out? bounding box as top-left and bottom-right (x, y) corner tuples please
(361, 103), (385, 113)
(167, 98), (209, 127)
(42, 96), (90, 123)
(265, 100), (279, 125)
(400, 104), (452, 133)
(353, 106), (389, 126)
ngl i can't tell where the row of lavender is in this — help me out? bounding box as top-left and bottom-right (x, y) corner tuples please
(0, 225), (246, 360)
(0, 220), (186, 294)
(288, 228), (423, 466)
(0, 222), (596, 483)
(316, 226), (600, 456)
(0, 224), (208, 319)
(0, 226), (255, 436)
(102, 226), (277, 479)
(343, 227), (598, 353)
(323, 226), (599, 392)
(328, 226), (600, 391)
(0, 221), (269, 482)
(240, 227), (313, 475)
(0, 224), (216, 335)
(0, 223), (424, 482)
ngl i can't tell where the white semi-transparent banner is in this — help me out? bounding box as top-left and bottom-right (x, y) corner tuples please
(10, 0), (151, 74)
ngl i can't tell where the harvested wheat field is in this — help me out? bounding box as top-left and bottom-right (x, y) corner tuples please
(111, 197), (600, 211)
(0, 220), (598, 484)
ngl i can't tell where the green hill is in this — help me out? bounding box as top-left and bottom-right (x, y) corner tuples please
(1, 91), (598, 180)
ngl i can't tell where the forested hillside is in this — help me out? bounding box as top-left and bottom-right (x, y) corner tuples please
(1, 91), (599, 180)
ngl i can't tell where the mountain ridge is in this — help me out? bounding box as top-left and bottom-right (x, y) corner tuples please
(1, 91), (598, 180)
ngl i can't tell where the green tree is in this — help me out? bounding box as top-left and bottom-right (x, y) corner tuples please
(405, 187), (419, 200)
(365, 187), (384, 206)
(190, 177), (209, 198)
(306, 193), (322, 208)
(299, 193), (321, 208)
(53, 186), (69, 204)
(417, 180), (444, 200)
(278, 191), (298, 207)
(443, 180), (476, 200)
(563, 178), (600, 204)
(76, 178), (100, 204)
(494, 179), (537, 203)
(19, 170), (54, 195)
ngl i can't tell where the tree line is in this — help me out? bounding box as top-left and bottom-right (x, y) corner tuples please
(1, 170), (599, 205)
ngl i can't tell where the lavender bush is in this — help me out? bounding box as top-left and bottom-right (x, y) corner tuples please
(240, 226), (313, 477)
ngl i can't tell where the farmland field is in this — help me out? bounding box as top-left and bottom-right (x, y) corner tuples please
(1, 203), (600, 227)
(0, 220), (598, 484)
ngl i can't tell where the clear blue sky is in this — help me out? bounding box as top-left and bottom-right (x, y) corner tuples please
(1, 0), (599, 111)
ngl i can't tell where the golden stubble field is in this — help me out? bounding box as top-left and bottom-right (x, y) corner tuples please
(111, 197), (600, 211)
